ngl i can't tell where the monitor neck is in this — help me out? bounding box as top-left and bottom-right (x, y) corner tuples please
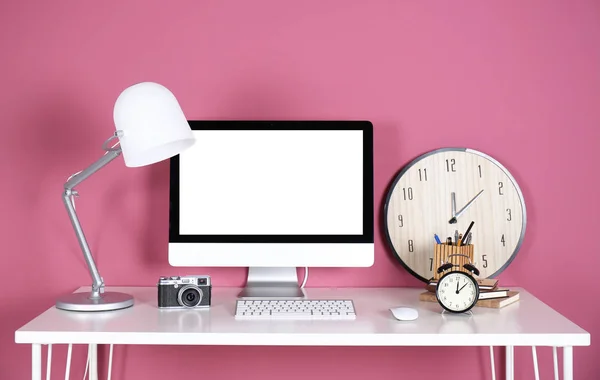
(238, 267), (305, 299)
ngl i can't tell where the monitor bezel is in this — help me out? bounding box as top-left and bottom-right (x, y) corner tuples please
(169, 120), (374, 244)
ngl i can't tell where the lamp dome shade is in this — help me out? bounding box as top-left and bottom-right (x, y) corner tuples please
(113, 82), (195, 167)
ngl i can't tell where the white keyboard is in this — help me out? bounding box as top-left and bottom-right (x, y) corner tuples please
(235, 299), (356, 320)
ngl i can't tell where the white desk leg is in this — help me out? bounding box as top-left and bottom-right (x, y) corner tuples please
(553, 346), (559, 380)
(505, 346), (514, 380)
(32, 344), (42, 380)
(89, 344), (98, 380)
(563, 346), (573, 380)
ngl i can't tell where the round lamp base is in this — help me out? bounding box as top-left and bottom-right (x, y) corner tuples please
(56, 291), (134, 312)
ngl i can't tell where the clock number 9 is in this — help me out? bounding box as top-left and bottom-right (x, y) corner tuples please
(403, 187), (413, 200)
(397, 214), (403, 227)
(446, 159), (456, 172)
(408, 239), (414, 252)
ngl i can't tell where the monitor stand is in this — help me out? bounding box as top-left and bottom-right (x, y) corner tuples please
(238, 267), (305, 299)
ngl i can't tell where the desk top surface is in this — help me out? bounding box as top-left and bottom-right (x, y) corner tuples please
(15, 287), (590, 347)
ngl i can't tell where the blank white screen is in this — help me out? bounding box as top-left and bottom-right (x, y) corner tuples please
(179, 130), (364, 235)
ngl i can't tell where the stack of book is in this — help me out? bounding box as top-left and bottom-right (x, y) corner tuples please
(420, 278), (520, 308)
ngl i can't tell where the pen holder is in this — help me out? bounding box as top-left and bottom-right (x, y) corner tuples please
(433, 244), (474, 280)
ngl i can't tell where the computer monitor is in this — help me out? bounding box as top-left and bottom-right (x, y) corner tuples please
(168, 120), (374, 298)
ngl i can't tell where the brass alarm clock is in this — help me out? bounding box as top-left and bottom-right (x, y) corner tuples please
(383, 148), (527, 282)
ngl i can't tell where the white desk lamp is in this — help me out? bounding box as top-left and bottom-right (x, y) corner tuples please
(56, 82), (195, 312)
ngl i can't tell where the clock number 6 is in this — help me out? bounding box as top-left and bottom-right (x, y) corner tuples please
(408, 239), (414, 252)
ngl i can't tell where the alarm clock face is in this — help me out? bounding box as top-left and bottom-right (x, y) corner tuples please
(384, 148), (526, 282)
(436, 271), (479, 313)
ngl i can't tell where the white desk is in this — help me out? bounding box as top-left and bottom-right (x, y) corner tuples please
(15, 286), (590, 380)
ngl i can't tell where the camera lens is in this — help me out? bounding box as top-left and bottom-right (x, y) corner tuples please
(177, 285), (203, 308)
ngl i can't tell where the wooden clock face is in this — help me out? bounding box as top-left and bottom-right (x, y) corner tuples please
(384, 148), (526, 282)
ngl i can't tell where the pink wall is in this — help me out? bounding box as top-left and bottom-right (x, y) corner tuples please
(1, 1), (599, 378)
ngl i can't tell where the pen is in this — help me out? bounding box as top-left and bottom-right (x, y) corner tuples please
(460, 221), (475, 246)
(434, 234), (442, 244)
(454, 230), (459, 245)
(464, 232), (472, 245)
(446, 237), (452, 245)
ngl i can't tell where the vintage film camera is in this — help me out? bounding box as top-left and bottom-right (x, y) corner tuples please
(157, 275), (211, 309)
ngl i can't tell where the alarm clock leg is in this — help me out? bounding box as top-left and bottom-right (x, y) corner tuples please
(505, 346), (514, 380)
(563, 346), (573, 380)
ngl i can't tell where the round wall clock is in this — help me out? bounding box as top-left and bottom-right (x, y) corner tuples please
(383, 148), (526, 282)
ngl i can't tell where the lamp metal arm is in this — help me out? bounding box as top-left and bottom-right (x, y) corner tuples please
(63, 139), (122, 298)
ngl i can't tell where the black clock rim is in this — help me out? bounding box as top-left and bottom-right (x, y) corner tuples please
(382, 147), (527, 283)
(435, 270), (480, 314)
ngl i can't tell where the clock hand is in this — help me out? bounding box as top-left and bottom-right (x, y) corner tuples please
(459, 283), (468, 292)
(456, 280), (460, 294)
(451, 192), (456, 218)
(449, 189), (484, 224)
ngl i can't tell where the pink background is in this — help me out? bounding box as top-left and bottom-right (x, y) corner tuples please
(1, 1), (599, 379)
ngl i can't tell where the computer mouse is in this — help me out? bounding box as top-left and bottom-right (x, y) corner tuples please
(390, 307), (419, 321)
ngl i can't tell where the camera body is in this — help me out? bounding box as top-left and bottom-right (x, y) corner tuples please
(157, 275), (212, 309)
